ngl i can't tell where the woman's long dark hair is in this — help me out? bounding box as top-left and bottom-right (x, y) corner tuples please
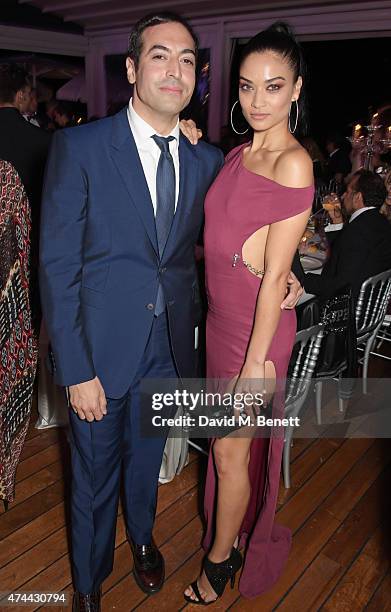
(240, 22), (308, 136)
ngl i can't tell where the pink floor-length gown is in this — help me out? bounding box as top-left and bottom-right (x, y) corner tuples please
(202, 143), (314, 598)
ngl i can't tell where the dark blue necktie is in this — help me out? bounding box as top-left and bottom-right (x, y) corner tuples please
(152, 134), (176, 315)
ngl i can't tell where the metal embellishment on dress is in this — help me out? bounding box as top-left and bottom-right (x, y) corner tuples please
(232, 253), (240, 267)
(231, 253), (264, 276)
(243, 260), (265, 277)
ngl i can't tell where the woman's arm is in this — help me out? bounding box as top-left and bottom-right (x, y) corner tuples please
(244, 207), (310, 366)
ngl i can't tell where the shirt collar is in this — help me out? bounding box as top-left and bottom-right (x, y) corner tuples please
(349, 206), (376, 223)
(128, 98), (179, 151)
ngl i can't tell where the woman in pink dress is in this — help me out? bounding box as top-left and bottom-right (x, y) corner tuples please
(184, 23), (314, 604)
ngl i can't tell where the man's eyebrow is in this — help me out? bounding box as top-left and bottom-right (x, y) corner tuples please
(147, 44), (196, 56)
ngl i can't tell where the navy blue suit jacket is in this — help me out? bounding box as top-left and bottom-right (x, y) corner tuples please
(39, 107), (224, 398)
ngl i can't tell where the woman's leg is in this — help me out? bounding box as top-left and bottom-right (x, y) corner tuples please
(185, 360), (277, 602)
(185, 435), (253, 602)
(209, 435), (253, 561)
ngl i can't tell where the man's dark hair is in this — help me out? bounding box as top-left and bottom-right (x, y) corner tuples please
(54, 100), (74, 120)
(326, 131), (345, 149)
(0, 63), (31, 104)
(353, 169), (387, 209)
(127, 12), (198, 70)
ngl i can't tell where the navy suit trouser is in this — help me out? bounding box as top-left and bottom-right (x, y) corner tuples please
(69, 312), (178, 594)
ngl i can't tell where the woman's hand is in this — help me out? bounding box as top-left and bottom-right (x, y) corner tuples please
(179, 119), (202, 145)
(233, 361), (266, 420)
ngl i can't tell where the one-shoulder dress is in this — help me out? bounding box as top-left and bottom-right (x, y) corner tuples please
(202, 143), (314, 598)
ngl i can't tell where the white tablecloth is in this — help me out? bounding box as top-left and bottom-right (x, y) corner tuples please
(298, 258), (323, 305)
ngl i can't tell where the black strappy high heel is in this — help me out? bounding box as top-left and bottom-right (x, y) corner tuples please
(184, 547), (242, 606)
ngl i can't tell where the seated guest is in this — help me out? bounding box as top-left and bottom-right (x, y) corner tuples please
(325, 131), (352, 185)
(300, 170), (391, 300)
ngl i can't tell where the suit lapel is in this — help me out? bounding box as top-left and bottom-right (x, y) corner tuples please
(162, 135), (200, 259)
(110, 108), (158, 255)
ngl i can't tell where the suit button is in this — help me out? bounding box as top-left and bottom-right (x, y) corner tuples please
(160, 267), (167, 273)
(146, 303), (154, 311)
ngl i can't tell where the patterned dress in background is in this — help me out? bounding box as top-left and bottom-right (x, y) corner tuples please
(0, 160), (38, 504)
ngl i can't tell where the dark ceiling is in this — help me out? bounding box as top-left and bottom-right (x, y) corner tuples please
(14, 0), (383, 33)
(1, 0), (82, 32)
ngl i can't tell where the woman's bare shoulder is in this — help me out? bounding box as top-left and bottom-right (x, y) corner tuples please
(274, 144), (313, 188)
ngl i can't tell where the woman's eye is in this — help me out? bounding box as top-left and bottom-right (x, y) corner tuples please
(239, 83), (252, 91)
(267, 84), (281, 91)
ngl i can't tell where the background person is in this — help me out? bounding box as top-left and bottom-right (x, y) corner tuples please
(301, 170), (391, 301)
(0, 63), (51, 332)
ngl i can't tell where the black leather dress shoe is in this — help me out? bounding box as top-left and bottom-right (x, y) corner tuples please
(129, 537), (165, 594)
(72, 589), (101, 612)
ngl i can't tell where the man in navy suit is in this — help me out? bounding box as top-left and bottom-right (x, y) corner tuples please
(40, 12), (303, 610)
(40, 13), (224, 610)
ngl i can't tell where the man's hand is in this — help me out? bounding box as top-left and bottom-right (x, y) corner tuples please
(68, 376), (107, 422)
(281, 271), (303, 310)
(322, 193), (342, 224)
(179, 119), (202, 145)
(328, 204), (342, 224)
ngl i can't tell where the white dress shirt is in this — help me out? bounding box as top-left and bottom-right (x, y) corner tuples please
(127, 98), (180, 215)
(22, 113), (40, 127)
(349, 206), (376, 223)
(325, 206), (376, 232)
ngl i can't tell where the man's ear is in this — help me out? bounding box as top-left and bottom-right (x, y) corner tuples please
(126, 57), (136, 85)
(354, 190), (364, 208)
(14, 90), (24, 111)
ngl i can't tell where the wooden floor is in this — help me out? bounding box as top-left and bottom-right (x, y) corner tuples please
(1, 358), (391, 611)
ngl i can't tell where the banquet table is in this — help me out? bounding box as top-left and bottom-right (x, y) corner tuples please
(298, 254), (323, 305)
